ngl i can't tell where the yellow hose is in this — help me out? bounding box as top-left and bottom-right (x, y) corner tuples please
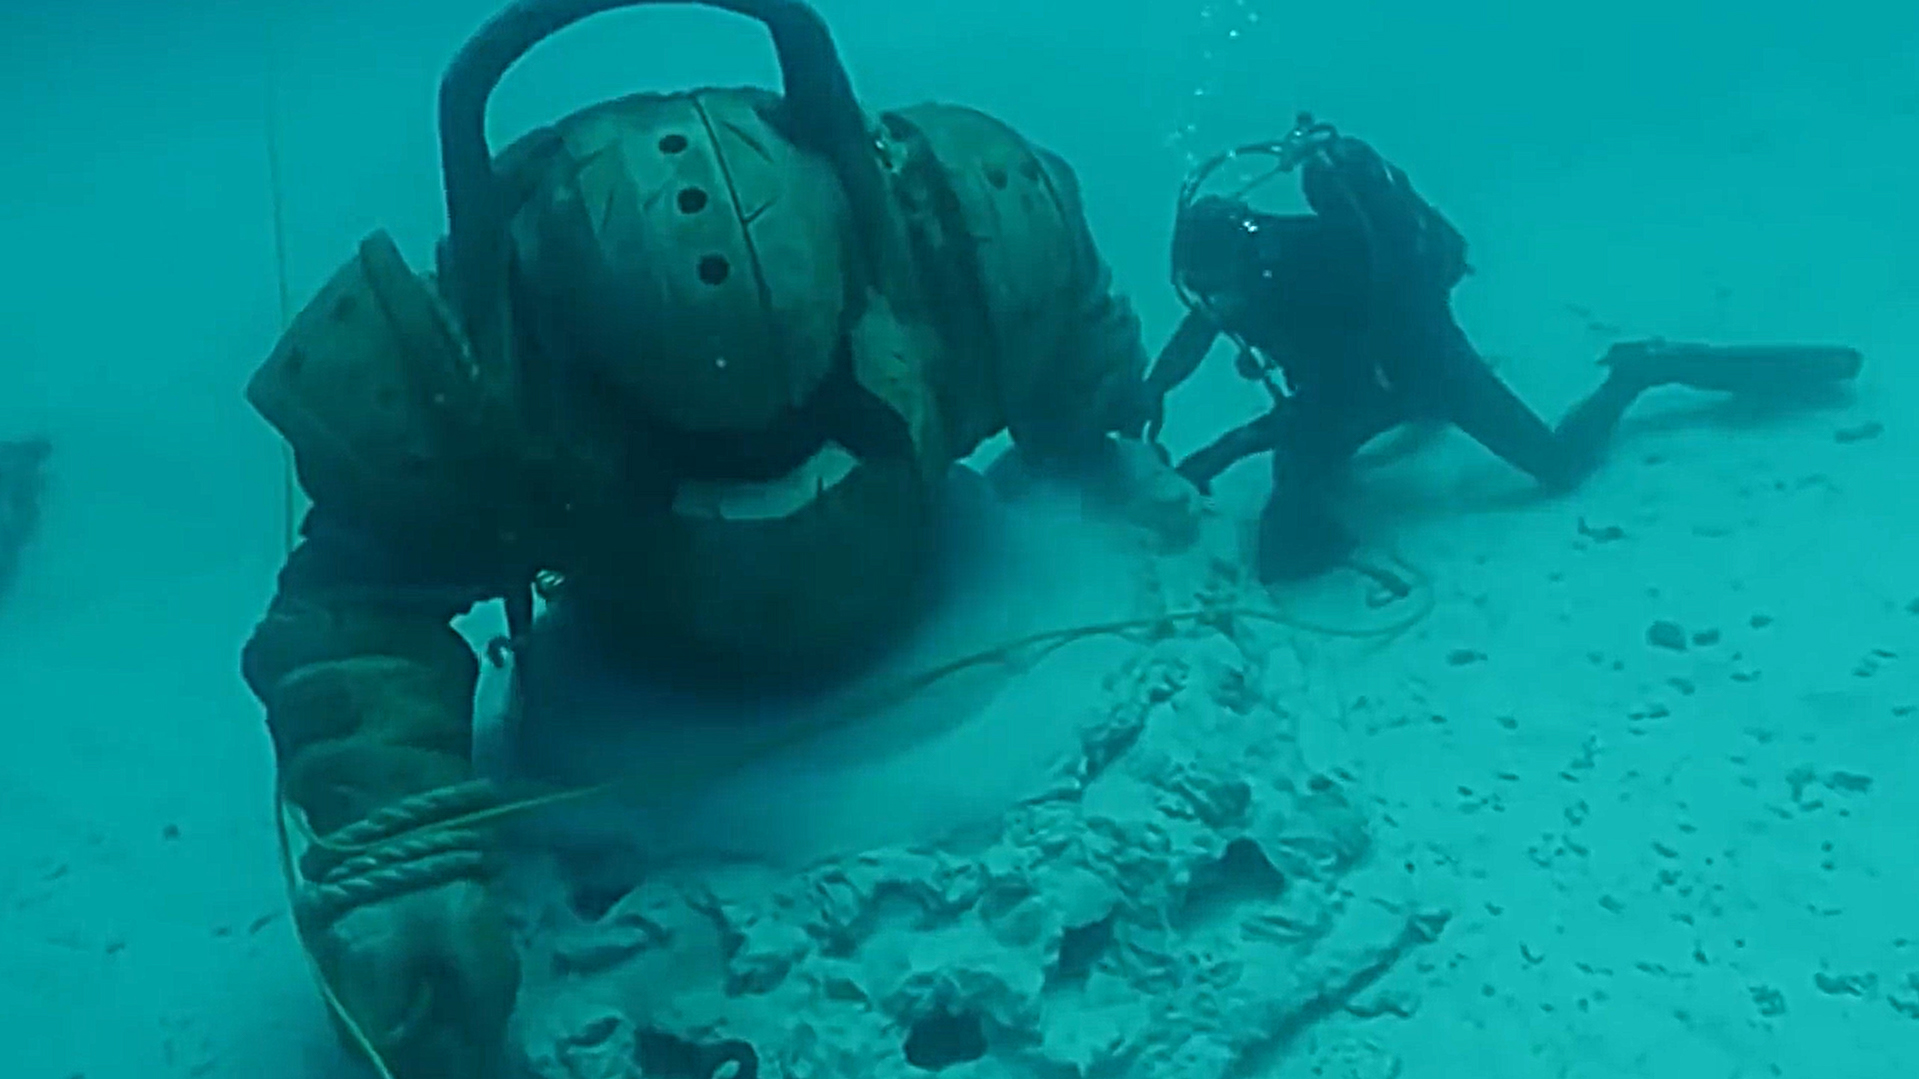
(263, 41), (300, 557)
(305, 584), (1432, 861)
(263, 25), (396, 1079)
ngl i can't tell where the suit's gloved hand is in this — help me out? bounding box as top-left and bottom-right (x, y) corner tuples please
(307, 879), (520, 1079)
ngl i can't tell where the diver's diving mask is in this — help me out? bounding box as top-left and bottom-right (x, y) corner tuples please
(1169, 111), (1339, 312)
(1169, 113), (1340, 393)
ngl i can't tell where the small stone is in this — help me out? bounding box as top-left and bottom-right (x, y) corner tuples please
(1578, 517), (1627, 543)
(1834, 421), (1883, 443)
(1646, 620), (1688, 651)
(1751, 985), (1788, 1016)
(1750, 614), (1775, 629)
(1691, 628), (1722, 647)
(1347, 986), (1419, 1018)
(1890, 976), (1919, 1019)
(1814, 971), (1877, 997)
(1825, 771), (1873, 794)
(1308, 1036), (1402, 1079)
(1447, 648), (1487, 666)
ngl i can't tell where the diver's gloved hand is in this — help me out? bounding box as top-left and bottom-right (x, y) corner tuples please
(1173, 455), (1216, 496)
(309, 879), (520, 1079)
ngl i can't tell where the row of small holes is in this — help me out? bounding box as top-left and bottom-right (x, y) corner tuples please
(659, 132), (731, 285)
(652, 133), (1040, 287)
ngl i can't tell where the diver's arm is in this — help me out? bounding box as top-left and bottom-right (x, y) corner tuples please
(1174, 406), (1288, 494)
(948, 140), (1153, 468)
(1106, 309), (1223, 447)
(240, 230), (525, 1078)
(1133, 310), (1220, 436)
(1145, 310), (1222, 399)
(240, 231), (522, 838)
(240, 505), (524, 1079)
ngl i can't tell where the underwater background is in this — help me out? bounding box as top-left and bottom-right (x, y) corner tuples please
(1, 1), (1915, 1077)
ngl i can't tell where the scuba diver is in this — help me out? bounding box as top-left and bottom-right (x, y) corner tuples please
(239, 1), (1151, 1077)
(1133, 113), (1864, 582)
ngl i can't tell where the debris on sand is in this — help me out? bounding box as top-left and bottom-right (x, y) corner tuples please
(1645, 619), (1689, 652)
(0, 435), (52, 602)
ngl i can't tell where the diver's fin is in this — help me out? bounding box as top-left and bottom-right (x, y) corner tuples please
(1602, 339), (1862, 393)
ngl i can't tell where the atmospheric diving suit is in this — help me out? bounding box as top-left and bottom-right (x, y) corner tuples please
(237, 1), (1151, 1077)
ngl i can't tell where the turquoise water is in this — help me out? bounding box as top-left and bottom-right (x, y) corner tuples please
(1, 2), (1913, 1077)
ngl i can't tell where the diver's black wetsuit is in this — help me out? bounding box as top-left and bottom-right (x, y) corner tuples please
(1142, 129), (1860, 581)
